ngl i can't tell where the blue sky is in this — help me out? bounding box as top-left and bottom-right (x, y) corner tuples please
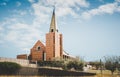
(0, 0), (120, 61)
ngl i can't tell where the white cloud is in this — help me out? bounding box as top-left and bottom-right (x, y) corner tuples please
(30, 1), (52, 26)
(0, 26), (3, 31)
(12, 10), (27, 16)
(8, 23), (29, 30)
(99, 3), (117, 14)
(0, 0), (89, 52)
(56, 7), (77, 17)
(55, 0), (89, 17)
(54, 0), (89, 7)
(82, 1), (120, 19)
(27, 0), (89, 32)
(99, 0), (104, 3)
(0, 16), (44, 52)
(0, 2), (7, 6)
(20, 11), (27, 15)
(81, 12), (91, 19)
(28, 0), (35, 3)
(16, 1), (21, 7)
(117, 6), (120, 12)
(29, 0), (89, 18)
(5, 31), (18, 41)
(116, 0), (120, 2)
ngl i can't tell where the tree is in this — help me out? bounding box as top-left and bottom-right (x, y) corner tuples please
(115, 56), (120, 75)
(104, 56), (120, 75)
(105, 61), (116, 75)
(89, 61), (102, 70)
(0, 62), (21, 75)
(66, 60), (83, 71)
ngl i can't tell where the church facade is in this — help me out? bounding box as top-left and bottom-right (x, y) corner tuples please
(17, 9), (73, 61)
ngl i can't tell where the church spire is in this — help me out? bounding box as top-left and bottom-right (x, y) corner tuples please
(49, 7), (58, 32)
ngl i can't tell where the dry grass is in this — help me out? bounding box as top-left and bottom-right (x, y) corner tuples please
(0, 76), (43, 77)
(0, 74), (120, 77)
(87, 69), (120, 77)
(0, 76), (96, 77)
(0, 70), (119, 77)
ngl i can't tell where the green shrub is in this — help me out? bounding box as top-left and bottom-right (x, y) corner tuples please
(38, 61), (64, 67)
(0, 62), (21, 75)
(38, 60), (84, 71)
(66, 60), (83, 71)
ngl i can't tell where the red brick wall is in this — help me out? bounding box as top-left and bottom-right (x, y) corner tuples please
(17, 54), (27, 60)
(60, 34), (63, 57)
(30, 40), (46, 61)
(46, 32), (63, 61)
(46, 33), (54, 60)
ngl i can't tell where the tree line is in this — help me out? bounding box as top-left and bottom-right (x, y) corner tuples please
(38, 60), (84, 71)
(38, 55), (120, 74)
(88, 56), (120, 75)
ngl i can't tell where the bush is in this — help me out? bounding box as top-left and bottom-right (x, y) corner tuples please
(38, 60), (84, 71)
(89, 61), (102, 70)
(66, 60), (83, 71)
(38, 61), (64, 67)
(0, 62), (21, 75)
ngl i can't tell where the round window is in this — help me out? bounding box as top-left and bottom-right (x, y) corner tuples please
(37, 46), (40, 51)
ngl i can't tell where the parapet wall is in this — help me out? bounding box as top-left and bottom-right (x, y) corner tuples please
(0, 57), (37, 67)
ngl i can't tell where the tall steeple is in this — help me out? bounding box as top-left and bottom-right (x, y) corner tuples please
(46, 7), (63, 61)
(49, 7), (58, 32)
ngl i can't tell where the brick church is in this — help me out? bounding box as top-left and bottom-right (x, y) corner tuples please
(17, 9), (73, 61)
